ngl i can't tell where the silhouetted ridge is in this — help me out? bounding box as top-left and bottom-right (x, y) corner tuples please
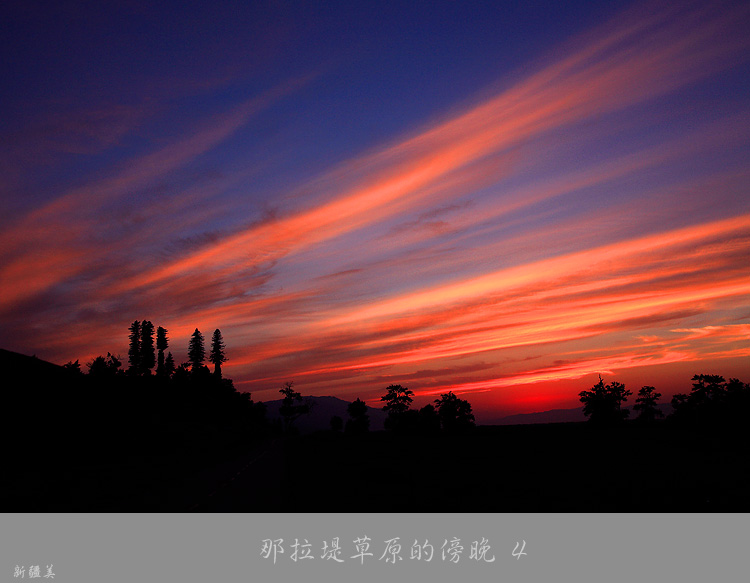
(1, 348), (64, 377)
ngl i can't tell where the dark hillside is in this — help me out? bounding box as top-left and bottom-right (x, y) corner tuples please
(1, 348), (64, 377)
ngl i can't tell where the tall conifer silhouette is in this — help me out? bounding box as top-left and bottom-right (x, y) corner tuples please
(156, 326), (168, 376)
(209, 328), (227, 377)
(140, 320), (156, 374)
(164, 351), (176, 377)
(127, 320), (141, 374)
(188, 328), (205, 371)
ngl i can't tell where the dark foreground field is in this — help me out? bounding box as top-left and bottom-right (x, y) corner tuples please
(6, 422), (748, 512)
(283, 423), (749, 512)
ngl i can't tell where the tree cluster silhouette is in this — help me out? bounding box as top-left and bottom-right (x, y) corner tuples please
(127, 320), (172, 377)
(579, 373), (750, 428)
(10, 318), (749, 477)
(434, 391), (476, 432)
(7, 322), (268, 476)
(670, 374), (750, 427)
(6, 331), (750, 512)
(377, 384), (475, 434)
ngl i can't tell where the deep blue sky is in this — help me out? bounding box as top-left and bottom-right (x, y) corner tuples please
(2, 1), (632, 210)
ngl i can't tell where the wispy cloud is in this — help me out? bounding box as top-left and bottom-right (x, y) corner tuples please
(0, 77), (310, 313)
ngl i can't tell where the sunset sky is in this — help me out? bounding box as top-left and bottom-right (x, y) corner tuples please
(1, 0), (749, 420)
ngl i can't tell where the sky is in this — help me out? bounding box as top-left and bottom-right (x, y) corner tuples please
(1, 0), (749, 421)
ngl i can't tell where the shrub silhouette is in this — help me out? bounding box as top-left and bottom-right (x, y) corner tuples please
(88, 352), (123, 378)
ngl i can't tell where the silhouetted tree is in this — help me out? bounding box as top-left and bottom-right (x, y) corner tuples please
(330, 415), (343, 432)
(156, 326), (168, 376)
(671, 375), (725, 418)
(579, 375), (632, 425)
(127, 320), (141, 375)
(434, 391), (476, 432)
(381, 384), (415, 431)
(188, 328), (205, 371)
(209, 328), (227, 377)
(88, 352), (122, 378)
(724, 377), (750, 426)
(279, 381), (310, 433)
(670, 392), (690, 419)
(725, 377), (749, 398)
(381, 384), (413, 414)
(346, 398), (370, 434)
(62, 360), (83, 377)
(690, 374), (725, 404)
(670, 374), (741, 426)
(164, 351), (176, 377)
(725, 377), (750, 406)
(633, 385), (663, 423)
(140, 320), (155, 374)
(172, 362), (192, 384)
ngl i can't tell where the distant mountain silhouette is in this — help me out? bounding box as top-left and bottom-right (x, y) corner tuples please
(491, 403), (672, 425)
(491, 407), (586, 425)
(264, 395), (387, 433)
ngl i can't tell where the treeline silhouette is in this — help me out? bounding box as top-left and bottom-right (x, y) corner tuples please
(8, 315), (748, 461)
(285, 371), (750, 512)
(5, 319), (750, 511)
(579, 373), (750, 429)
(3, 321), (482, 510)
(6, 322), (266, 476)
(6, 321), (478, 470)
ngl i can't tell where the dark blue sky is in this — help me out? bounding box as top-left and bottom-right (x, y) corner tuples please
(2, 1), (632, 209)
